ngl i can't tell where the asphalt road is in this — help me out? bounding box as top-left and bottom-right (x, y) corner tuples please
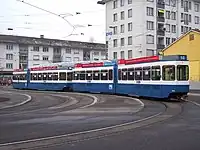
(0, 88), (200, 150)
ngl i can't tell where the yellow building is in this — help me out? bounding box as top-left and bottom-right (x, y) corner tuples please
(160, 29), (200, 81)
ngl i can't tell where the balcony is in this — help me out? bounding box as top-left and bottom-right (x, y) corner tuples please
(157, 29), (165, 36)
(157, 16), (165, 22)
(157, 2), (165, 9)
(157, 44), (165, 50)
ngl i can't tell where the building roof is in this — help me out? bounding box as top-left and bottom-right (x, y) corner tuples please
(160, 29), (200, 53)
(0, 34), (106, 51)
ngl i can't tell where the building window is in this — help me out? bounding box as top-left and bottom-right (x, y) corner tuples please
(33, 46), (39, 52)
(128, 50), (132, 59)
(120, 24), (125, 33)
(195, 16), (199, 24)
(147, 7), (154, 16)
(189, 14), (191, 22)
(121, 11), (125, 20)
(113, 52), (117, 59)
(43, 47), (49, 52)
(6, 44), (13, 50)
(147, 21), (154, 30)
(128, 0), (132, 4)
(171, 11), (176, 20)
(128, 9), (132, 18)
(120, 38), (125, 46)
(195, 4), (199, 12)
(128, 22), (132, 31)
(189, 34), (195, 41)
(113, 26), (118, 34)
(189, 1), (191, 10)
(165, 0), (170, 6)
(120, 0), (124, 7)
(113, 39), (118, 47)
(43, 56), (49, 61)
(166, 11), (170, 19)
(146, 49), (154, 56)
(66, 48), (71, 54)
(73, 57), (79, 62)
(166, 37), (170, 46)
(113, 13), (118, 22)
(146, 35), (154, 44)
(171, 25), (176, 33)
(172, 38), (176, 43)
(113, 0), (117, 9)
(33, 55), (40, 60)
(6, 54), (13, 60)
(120, 51), (125, 59)
(6, 63), (13, 69)
(54, 47), (61, 53)
(171, 0), (176, 7)
(66, 57), (72, 62)
(128, 36), (132, 45)
(93, 52), (99, 56)
(181, 0), (184, 8)
(166, 24), (170, 32)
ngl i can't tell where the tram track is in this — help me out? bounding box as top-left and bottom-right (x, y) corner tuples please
(0, 95), (183, 150)
(0, 92), (97, 117)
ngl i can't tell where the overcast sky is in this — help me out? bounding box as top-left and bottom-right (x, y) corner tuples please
(0, 0), (105, 43)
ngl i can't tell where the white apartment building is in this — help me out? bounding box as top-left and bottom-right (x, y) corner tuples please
(99, 0), (200, 59)
(0, 34), (107, 77)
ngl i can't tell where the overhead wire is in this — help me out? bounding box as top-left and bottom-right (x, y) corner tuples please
(16, 0), (76, 37)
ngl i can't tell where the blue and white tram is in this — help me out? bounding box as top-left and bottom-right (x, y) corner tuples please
(72, 61), (117, 93)
(116, 55), (189, 99)
(28, 66), (73, 91)
(12, 69), (29, 89)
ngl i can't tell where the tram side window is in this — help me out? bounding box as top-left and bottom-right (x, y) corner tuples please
(143, 67), (151, 80)
(80, 71), (85, 80)
(38, 73), (42, 80)
(122, 68), (128, 80)
(43, 73), (47, 80)
(128, 68), (134, 80)
(52, 73), (58, 80)
(67, 72), (73, 81)
(118, 69), (122, 80)
(151, 66), (161, 80)
(20, 74), (26, 80)
(177, 65), (189, 81)
(48, 73), (52, 80)
(101, 70), (108, 80)
(59, 72), (66, 80)
(74, 71), (79, 80)
(31, 73), (37, 80)
(93, 70), (100, 80)
(86, 71), (93, 80)
(13, 75), (18, 80)
(109, 69), (113, 80)
(162, 65), (175, 81)
(135, 68), (142, 80)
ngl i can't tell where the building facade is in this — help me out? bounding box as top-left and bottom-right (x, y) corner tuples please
(0, 34), (107, 76)
(101, 0), (200, 59)
(161, 29), (200, 81)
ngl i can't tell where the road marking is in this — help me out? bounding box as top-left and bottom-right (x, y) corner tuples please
(0, 93), (32, 110)
(77, 93), (98, 109)
(0, 111), (162, 147)
(184, 93), (200, 107)
(48, 95), (78, 109)
(115, 95), (144, 107)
